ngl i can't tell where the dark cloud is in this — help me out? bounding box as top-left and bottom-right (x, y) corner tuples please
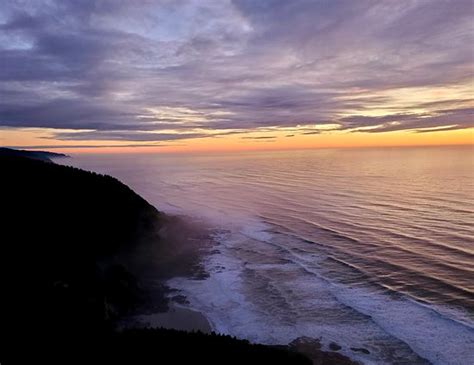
(301, 131), (322, 135)
(48, 131), (210, 142)
(413, 126), (468, 134)
(5, 143), (170, 149)
(241, 136), (276, 139)
(0, 0), (472, 144)
(343, 108), (474, 133)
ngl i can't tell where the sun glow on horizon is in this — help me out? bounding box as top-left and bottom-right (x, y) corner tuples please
(3, 126), (473, 154)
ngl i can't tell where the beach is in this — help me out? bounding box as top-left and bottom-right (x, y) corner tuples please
(115, 213), (216, 332)
(123, 304), (212, 333)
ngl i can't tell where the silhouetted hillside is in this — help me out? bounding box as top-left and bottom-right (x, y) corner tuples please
(0, 147), (68, 161)
(0, 151), (311, 365)
(1, 152), (162, 355)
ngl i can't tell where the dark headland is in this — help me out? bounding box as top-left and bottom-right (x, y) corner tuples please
(0, 147), (68, 161)
(0, 148), (358, 365)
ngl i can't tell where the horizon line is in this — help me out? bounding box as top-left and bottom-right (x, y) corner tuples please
(5, 142), (474, 155)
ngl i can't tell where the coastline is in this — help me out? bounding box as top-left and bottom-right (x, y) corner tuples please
(50, 151), (363, 364)
(2, 151), (315, 364)
(119, 213), (216, 333)
(4, 148), (365, 364)
(123, 211), (361, 365)
(121, 303), (213, 333)
(52, 150), (473, 364)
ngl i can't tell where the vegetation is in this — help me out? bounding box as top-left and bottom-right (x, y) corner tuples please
(0, 150), (310, 364)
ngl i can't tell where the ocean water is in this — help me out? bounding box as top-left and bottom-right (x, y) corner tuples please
(60, 146), (474, 364)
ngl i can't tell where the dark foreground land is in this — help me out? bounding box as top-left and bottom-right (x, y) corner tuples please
(0, 148), (357, 364)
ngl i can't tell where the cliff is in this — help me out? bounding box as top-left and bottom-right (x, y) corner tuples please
(0, 150), (311, 364)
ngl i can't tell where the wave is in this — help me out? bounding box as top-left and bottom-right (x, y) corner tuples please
(168, 221), (474, 365)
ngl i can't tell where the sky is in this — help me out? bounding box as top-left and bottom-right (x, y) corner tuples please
(0, 0), (473, 153)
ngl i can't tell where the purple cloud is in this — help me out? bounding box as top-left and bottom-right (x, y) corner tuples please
(0, 0), (472, 143)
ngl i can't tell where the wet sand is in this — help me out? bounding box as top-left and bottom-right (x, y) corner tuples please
(124, 304), (212, 333)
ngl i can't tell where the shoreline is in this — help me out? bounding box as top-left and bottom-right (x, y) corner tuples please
(124, 211), (361, 365)
(119, 213), (216, 333)
(121, 303), (213, 334)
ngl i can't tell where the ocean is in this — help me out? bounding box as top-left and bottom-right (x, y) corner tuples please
(59, 146), (474, 364)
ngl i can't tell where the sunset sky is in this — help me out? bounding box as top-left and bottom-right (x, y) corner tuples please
(1, 0), (473, 153)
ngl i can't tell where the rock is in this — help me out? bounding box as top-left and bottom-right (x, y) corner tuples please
(289, 337), (361, 365)
(351, 347), (370, 355)
(171, 295), (190, 305)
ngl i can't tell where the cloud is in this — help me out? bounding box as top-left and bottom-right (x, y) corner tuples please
(5, 143), (170, 149)
(241, 136), (276, 139)
(341, 108), (474, 133)
(0, 0), (472, 144)
(48, 131), (210, 142)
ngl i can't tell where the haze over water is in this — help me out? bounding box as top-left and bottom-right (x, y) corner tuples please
(62, 146), (474, 365)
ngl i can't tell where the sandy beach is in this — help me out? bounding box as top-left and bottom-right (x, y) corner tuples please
(124, 304), (212, 333)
